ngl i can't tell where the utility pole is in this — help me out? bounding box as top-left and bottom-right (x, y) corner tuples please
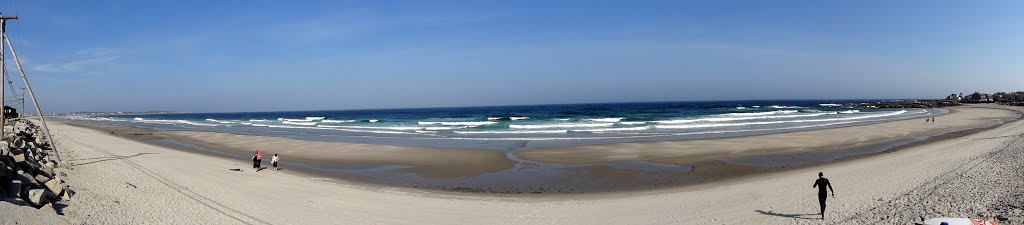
(0, 15), (9, 138)
(0, 13), (61, 162)
(6, 32), (62, 162)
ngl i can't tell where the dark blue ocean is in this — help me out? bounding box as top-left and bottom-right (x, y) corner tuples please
(65, 100), (943, 150)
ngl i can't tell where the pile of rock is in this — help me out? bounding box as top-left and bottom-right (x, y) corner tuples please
(0, 119), (69, 212)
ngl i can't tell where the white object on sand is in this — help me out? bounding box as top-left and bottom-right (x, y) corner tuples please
(921, 218), (998, 225)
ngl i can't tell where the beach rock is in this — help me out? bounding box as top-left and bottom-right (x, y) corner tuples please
(11, 138), (25, 148)
(1, 197), (28, 206)
(34, 174), (51, 184)
(15, 170), (36, 187)
(26, 189), (53, 206)
(38, 167), (54, 178)
(44, 178), (64, 196)
(5, 180), (21, 197)
(39, 202), (56, 213)
(43, 161), (55, 170)
(12, 151), (25, 163)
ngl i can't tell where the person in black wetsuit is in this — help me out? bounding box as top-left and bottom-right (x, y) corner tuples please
(812, 172), (834, 219)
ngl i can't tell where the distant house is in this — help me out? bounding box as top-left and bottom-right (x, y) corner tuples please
(2, 106), (17, 119)
(965, 92), (993, 103)
(946, 93), (961, 101)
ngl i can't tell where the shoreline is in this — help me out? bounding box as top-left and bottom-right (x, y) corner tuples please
(57, 105), (1022, 194)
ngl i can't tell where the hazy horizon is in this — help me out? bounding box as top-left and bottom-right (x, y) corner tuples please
(5, 1), (1023, 113)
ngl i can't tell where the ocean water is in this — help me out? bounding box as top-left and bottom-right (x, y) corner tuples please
(64, 100), (943, 150)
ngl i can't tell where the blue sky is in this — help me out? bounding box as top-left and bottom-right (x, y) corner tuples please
(4, 1), (1023, 113)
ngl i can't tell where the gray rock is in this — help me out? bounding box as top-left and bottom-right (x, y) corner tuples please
(43, 178), (64, 196)
(4, 180), (21, 197)
(1, 197), (28, 206)
(11, 151), (24, 163)
(39, 202), (56, 213)
(26, 189), (52, 206)
(34, 174), (51, 184)
(11, 138), (24, 149)
(15, 170), (36, 187)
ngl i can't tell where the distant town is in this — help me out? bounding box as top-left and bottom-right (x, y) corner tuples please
(945, 91), (1024, 105)
(47, 111), (188, 116)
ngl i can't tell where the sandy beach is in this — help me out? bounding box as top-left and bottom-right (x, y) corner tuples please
(56, 105), (1020, 193)
(13, 104), (1015, 224)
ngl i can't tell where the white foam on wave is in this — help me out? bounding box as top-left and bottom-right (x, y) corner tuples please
(318, 124), (467, 131)
(768, 105), (802, 109)
(487, 117), (501, 120)
(282, 121), (317, 126)
(509, 123), (613, 129)
(321, 119), (355, 123)
(657, 112), (837, 124)
(266, 124), (409, 134)
(655, 110), (908, 129)
(556, 118), (571, 121)
(417, 121), (497, 126)
(819, 103), (842, 107)
(205, 119), (234, 124)
(134, 118), (218, 127)
(587, 118), (623, 122)
(724, 110), (794, 117)
(839, 110), (860, 114)
(455, 130), (568, 134)
(510, 117), (530, 120)
(572, 127), (650, 132)
(306, 117), (326, 120)
(249, 119), (267, 122)
(368, 119), (380, 123)
(619, 121), (648, 125)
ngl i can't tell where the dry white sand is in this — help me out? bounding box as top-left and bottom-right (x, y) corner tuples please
(41, 105), (1024, 224)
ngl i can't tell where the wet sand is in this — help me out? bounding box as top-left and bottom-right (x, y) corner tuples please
(518, 105), (1019, 165)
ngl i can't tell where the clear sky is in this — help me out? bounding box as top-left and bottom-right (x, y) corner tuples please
(3, 1), (1023, 113)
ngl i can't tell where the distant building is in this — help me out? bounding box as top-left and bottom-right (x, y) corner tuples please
(965, 92), (993, 103)
(946, 93), (961, 101)
(3, 106), (17, 119)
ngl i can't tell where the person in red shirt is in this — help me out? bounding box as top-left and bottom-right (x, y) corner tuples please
(255, 150), (263, 171)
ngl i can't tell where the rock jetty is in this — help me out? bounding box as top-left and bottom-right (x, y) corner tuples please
(0, 118), (70, 212)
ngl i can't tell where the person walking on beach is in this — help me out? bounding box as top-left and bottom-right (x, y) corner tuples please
(271, 154), (280, 170)
(812, 172), (834, 219)
(252, 152), (260, 172)
(931, 117), (935, 123)
(256, 150), (263, 171)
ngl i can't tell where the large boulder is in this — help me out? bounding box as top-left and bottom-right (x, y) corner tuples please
(15, 170), (37, 187)
(11, 151), (25, 163)
(4, 180), (22, 197)
(25, 188), (53, 206)
(43, 177), (64, 196)
(11, 137), (25, 149)
(34, 174), (51, 184)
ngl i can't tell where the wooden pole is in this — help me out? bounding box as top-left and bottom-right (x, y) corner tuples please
(1, 18), (6, 139)
(4, 33), (61, 162)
